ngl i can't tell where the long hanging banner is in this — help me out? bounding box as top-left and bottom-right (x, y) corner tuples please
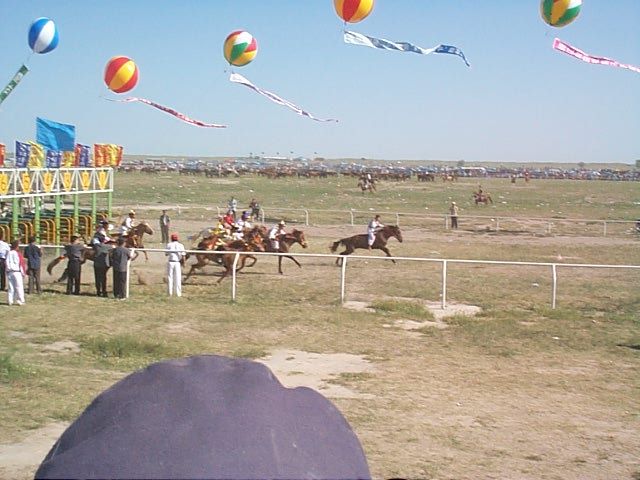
(0, 64), (29, 106)
(229, 73), (337, 122)
(105, 97), (227, 128)
(344, 31), (471, 67)
(552, 38), (640, 74)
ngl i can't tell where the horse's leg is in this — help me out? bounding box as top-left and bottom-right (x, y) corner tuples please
(380, 246), (396, 264)
(285, 255), (302, 269)
(278, 256), (283, 275)
(244, 255), (257, 268)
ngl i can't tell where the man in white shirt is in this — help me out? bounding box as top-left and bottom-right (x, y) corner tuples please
(0, 232), (9, 291)
(268, 221), (286, 251)
(165, 233), (186, 297)
(6, 240), (25, 305)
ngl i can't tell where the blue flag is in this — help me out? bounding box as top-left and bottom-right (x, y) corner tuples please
(46, 150), (62, 168)
(15, 141), (30, 168)
(36, 117), (76, 152)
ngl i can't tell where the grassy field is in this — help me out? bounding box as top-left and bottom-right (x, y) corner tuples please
(1, 172), (639, 479)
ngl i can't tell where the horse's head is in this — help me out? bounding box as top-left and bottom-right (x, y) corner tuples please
(138, 221), (154, 235)
(292, 229), (308, 248)
(386, 225), (403, 243)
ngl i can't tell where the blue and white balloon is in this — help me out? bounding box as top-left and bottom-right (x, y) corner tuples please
(28, 17), (59, 54)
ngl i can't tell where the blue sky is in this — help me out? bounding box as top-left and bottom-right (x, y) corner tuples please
(0, 1), (638, 164)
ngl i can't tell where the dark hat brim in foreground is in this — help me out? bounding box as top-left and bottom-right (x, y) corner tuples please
(35, 355), (371, 480)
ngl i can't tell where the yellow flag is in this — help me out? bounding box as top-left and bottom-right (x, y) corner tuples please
(28, 141), (44, 168)
(62, 151), (75, 167)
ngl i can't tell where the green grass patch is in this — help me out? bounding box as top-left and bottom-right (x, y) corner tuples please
(0, 352), (34, 383)
(230, 346), (269, 359)
(371, 299), (434, 319)
(81, 334), (176, 359)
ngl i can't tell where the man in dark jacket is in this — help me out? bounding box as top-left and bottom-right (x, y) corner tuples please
(110, 237), (132, 299)
(24, 236), (42, 294)
(64, 236), (85, 295)
(93, 241), (111, 297)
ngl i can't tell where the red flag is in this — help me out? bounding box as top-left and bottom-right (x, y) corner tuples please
(0, 143), (5, 167)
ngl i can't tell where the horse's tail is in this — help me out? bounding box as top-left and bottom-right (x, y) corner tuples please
(330, 239), (342, 252)
(46, 256), (64, 275)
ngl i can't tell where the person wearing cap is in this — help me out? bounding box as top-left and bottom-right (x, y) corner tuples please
(233, 211), (252, 240)
(166, 233), (186, 297)
(110, 237), (132, 300)
(268, 220), (287, 251)
(159, 209), (171, 244)
(92, 220), (112, 247)
(64, 235), (85, 295)
(93, 239), (112, 298)
(450, 201), (460, 229)
(367, 215), (383, 250)
(120, 210), (136, 236)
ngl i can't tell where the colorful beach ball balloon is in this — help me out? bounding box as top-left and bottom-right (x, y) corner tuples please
(28, 17), (59, 54)
(223, 31), (258, 67)
(334, 0), (375, 23)
(104, 56), (139, 94)
(541, 0), (582, 27)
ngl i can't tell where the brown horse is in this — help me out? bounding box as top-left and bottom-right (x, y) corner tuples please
(330, 225), (403, 265)
(183, 234), (223, 281)
(109, 221), (154, 260)
(244, 228), (308, 275)
(357, 178), (376, 193)
(473, 192), (493, 205)
(216, 231), (266, 284)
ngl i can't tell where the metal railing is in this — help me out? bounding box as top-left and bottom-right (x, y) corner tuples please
(117, 248), (640, 309)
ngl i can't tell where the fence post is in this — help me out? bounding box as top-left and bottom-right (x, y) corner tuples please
(444, 215), (449, 230)
(304, 209), (309, 226)
(396, 213), (400, 226)
(231, 252), (240, 302)
(340, 256), (348, 304)
(125, 258), (131, 299)
(603, 221), (607, 236)
(547, 222), (553, 234)
(441, 260), (447, 309)
(551, 264), (557, 309)
(349, 210), (354, 226)
(496, 217), (500, 232)
(260, 209), (265, 223)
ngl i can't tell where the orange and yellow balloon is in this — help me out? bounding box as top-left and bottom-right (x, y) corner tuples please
(223, 31), (258, 67)
(334, 0), (374, 23)
(104, 56), (139, 94)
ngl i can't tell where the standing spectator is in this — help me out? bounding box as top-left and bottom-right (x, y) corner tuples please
(0, 232), (9, 291)
(367, 215), (384, 250)
(24, 236), (42, 294)
(166, 233), (186, 297)
(93, 241), (111, 298)
(64, 235), (85, 295)
(159, 209), (171, 244)
(228, 196), (238, 219)
(6, 240), (25, 305)
(449, 202), (459, 229)
(111, 237), (132, 300)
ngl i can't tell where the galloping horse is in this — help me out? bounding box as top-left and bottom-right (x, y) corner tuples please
(244, 228), (308, 275)
(183, 234), (223, 281)
(473, 192), (493, 205)
(216, 231), (266, 284)
(357, 177), (376, 193)
(330, 225), (403, 265)
(110, 221), (154, 260)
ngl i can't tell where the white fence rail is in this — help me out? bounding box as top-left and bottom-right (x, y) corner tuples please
(135, 204), (638, 237)
(121, 248), (640, 309)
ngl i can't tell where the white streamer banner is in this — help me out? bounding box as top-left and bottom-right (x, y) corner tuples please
(106, 97), (227, 128)
(552, 38), (640, 75)
(229, 73), (337, 123)
(344, 30), (471, 67)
